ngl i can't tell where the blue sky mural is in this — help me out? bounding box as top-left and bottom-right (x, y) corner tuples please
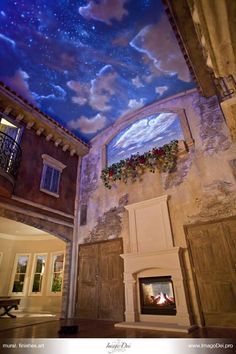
(107, 112), (184, 165)
(0, 0), (195, 142)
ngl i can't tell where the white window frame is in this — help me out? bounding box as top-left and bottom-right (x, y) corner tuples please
(40, 154), (66, 198)
(47, 251), (65, 296)
(28, 253), (48, 296)
(9, 253), (31, 296)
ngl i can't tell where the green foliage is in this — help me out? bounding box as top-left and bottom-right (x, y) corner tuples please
(51, 275), (62, 292)
(101, 140), (179, 189)
(12, 281), (24, 292)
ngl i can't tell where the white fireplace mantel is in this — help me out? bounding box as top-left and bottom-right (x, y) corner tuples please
(124, 195), (174, 253)
(116, 195), (195, 333)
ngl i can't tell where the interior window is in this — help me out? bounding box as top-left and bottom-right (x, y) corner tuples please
(31, 254), (47, 293)
(11, 255), (29, 294)
(50, 253), (64, 293)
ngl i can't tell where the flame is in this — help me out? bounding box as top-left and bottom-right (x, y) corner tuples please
(155, 292), (166, 304)
(150, 292), (175, 306)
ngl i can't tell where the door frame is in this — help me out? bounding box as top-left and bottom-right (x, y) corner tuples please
(184, 215), (236, 327)
(75, 237), (124, 319)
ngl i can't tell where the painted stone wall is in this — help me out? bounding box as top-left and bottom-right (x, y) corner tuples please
(77, 89), (236, 324)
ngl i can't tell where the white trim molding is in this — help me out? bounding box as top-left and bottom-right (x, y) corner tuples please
(47, 251), (65, 296)
(12, 195), (74, 219)
(40, 154), (66, 198)
(9, 253), (31, 297)
(41, 154), (66, 172)
(28, 253), (48, 297)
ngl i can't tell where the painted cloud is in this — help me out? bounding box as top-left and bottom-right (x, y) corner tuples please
(79, 0), (129, 25)
(68, 113), (106, 134)
(0, 0), (195, 142)
(130, 14), (191, 82)
(3, 69), (35, 104)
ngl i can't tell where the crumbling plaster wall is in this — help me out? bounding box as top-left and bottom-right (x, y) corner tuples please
(77, 89), (236, 323)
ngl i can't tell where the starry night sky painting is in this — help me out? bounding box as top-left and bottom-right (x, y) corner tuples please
(0, 0), (195, 142)
(107, 112), (184, 165)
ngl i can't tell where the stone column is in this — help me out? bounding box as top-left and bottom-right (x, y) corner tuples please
(190, 0), (236, 141)
(123, 272), (139, 322)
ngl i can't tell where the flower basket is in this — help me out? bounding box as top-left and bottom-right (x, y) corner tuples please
(101, 140), (178, 189)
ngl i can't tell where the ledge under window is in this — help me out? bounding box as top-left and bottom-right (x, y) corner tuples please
(39, 187), (60, 198)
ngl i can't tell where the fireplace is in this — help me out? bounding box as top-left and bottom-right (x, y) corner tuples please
(115, 196), (194, 332)
(139, 276), (176, 316)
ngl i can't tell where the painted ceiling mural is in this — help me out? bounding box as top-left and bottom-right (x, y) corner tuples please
(0, 0), (195, 142)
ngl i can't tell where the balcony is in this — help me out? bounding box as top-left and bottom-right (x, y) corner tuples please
(0, 131), (22, 198)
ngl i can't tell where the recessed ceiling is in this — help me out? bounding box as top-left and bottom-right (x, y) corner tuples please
(0, 216), (54, 239)
(0, 0), (195, 142)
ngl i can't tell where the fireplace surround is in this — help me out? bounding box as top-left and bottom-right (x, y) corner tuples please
(115, 195), (195, 333)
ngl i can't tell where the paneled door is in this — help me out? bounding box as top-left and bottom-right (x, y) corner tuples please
(76, 238), (124, 321)
(185, 218), (236, 327)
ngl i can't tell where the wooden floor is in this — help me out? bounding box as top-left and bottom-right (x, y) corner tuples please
(0, 318), (236, 338)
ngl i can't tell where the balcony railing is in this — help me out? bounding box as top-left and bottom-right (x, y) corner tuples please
(0, 131), (22, 179)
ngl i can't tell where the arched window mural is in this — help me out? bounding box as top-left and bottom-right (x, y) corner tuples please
(107, 112), (184, 166)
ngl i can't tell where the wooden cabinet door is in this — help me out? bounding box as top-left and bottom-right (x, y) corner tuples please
(186, 220), (236, 327)
(76, 239), (124, 321)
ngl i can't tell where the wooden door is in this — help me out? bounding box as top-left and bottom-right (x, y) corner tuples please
(186, 219), (236, 327)
(76, 243), (99, 319)
(76, 238), (124, 321)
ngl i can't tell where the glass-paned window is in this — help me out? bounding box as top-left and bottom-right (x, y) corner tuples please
(50, 253), (64, 293)
(107, 112), (184, 166)
(41, 164), (60, 194)
(12, 255), (29, 293)
(32, 255), (46, 293)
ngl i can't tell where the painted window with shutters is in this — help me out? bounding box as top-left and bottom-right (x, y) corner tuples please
(40, 154), (66, 198)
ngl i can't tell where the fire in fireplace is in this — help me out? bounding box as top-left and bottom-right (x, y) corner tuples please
(139, 276), (176, 315)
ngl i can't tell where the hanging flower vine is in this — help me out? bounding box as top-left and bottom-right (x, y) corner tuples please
(101, 140), (179, 189)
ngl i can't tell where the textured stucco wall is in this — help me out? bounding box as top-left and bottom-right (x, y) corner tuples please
(77, 90), (236, 324)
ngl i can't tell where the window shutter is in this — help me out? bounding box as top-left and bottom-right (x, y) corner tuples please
(51, 168), (60, 193)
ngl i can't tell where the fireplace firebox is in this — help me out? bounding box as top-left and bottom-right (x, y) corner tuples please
(139, 276), (176, 316)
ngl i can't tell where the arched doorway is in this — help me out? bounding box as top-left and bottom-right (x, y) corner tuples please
(0, 216), (71, 319)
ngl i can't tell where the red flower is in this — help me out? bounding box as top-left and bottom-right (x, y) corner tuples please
(153, 148), (165, 156)
(108, 169), (114, 177)
(139, 156), (146, 164)
(127, 161), (134, 167)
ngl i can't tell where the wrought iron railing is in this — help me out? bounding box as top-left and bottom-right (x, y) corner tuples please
(214, 74), (236, 101)
(0, 131), (22, 179)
